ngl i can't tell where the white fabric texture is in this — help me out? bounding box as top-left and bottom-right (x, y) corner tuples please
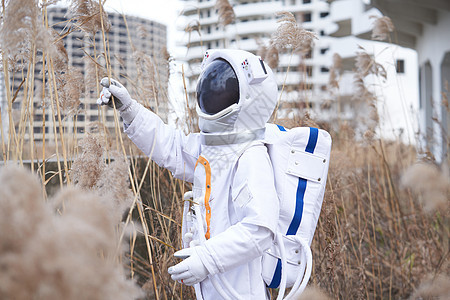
(123, 49), (280, 299)
(168, 247), (209, 286)
(124, 105), (279, 299)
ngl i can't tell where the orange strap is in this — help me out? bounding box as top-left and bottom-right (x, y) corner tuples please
(195, 156), (212, 240)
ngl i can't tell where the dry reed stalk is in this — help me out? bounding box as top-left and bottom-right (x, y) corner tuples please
(49, 57), (71, 184)
(329, 53), (342, 89)
(0, 106), (6, 161)
(184, 19), (202, 49)
(27, 45), (37, 172)
(41, 3), (51, 198)
(96, 6), (161, 298)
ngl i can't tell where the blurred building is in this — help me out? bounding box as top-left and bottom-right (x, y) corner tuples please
(0, 6), (168, 145)
(177, 0), (418, 140)
(370, 0), (450, 161)
(330, 0), (449, 161)
(178, 0), (335, 123)
(325, 0), (419, 142)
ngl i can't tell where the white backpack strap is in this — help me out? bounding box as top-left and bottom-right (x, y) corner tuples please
(285, 237), (312, 299)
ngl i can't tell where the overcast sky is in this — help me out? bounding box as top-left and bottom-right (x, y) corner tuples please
(101, 0), (189, 118)
(103, 0), (185, 55)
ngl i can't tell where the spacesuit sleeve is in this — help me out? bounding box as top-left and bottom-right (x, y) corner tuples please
(123, 103), (201, 183)
(196, 144), (279, 274)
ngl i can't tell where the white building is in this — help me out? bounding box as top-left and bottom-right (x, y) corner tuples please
(325, 0), (419, 143)
(177, 0), (420, 141)
(178, 0), (335, 123)
(334, 0), (449, 161)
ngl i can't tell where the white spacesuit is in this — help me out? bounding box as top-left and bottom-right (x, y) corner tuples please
(97, 49), (280, 299)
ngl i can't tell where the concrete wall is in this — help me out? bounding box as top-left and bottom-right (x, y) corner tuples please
(416, 10), (450, 160)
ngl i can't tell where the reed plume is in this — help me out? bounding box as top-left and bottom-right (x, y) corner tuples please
(0, 0), (44, 53)
(409, 274), (450, 300)
(257, 40), (279, 69)
(0, 166), (142, 300)
(215, 0), (236, 27)
(71, 134), (133, 222)
(370, 15), (394, 41)
(66, 0), (111, 36)
(293, 286), (331, 300)
(355, 50), (387, 79)
(71, 134), (105, 189)
(132, 50), (159, 107)
(401, 162), (449, 213)
(54, 66), (84, 115)
(270, 11), (317, 54)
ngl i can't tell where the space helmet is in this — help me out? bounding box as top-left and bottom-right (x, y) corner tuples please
(196, 49), (278, 134)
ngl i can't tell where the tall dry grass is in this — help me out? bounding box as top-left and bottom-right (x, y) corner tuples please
(0, 2), (448, 300)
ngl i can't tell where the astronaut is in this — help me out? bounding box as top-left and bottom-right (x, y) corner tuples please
(97, 49), (279, 299)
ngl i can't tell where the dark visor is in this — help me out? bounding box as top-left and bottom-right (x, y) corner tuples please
(196, 59), (239, 115)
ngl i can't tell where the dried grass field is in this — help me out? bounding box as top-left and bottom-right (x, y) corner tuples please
(0, 1), (448, 299)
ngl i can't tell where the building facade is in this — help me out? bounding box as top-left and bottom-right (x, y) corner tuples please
(324, 0), (419, 142)
(178, 0), (335, 122)
(177, 0), (419, 139)
(1, 5), (168, 146)
(337, 0), (449, 161)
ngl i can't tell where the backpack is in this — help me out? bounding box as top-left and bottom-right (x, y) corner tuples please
(261, 123), (332, 299)
(180, 123), (332, 300)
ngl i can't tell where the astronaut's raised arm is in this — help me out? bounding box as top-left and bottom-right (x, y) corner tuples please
(124, 104), (201, 183)
(96, 77), (201, 183)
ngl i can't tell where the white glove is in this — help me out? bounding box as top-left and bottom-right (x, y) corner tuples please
(168, 247), (209, 286)
(96, 78), (139, 124)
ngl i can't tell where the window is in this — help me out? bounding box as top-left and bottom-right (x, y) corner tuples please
(304, 49), (312, 59)
(320, 12), (329, 18)
(320, 30), (325, 36)
(396, 59), (405, 74)
(303, 13), (312, 22)
(320, 67), (329, 73)
(320, 48), (329, 55)
(303, 0), (311, 3)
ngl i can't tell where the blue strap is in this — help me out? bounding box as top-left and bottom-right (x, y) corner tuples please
(305, 127), (318, 153)
(276, 124), (286, 131)
(268, 259), (282, 288)
(268, 127), (319, 288)
(286, 178), (307, 235)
